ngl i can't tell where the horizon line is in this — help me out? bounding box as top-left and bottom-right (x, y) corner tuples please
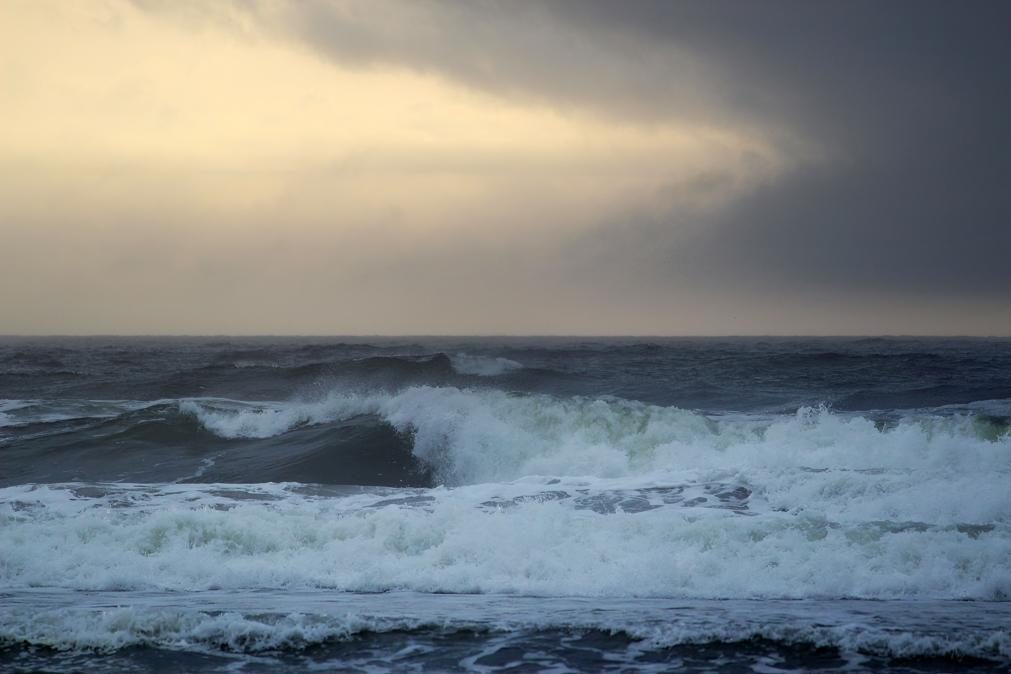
(1, 333), (1009, 340)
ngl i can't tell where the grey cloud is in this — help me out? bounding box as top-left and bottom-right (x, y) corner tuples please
(134, 0), (732, 126)
(432, 0), (1011, 302)
(134, 0), (1011, 323)
(629, 1), (1011, 298)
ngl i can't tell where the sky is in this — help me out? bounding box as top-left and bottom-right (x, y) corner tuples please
(1, 0), (1009, 335)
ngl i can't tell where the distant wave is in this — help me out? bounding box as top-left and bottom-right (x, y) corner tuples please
(0, 399), (159, 428)
(449, 353), (524, 376)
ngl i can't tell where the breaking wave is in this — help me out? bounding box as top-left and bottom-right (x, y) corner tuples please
(176, 387), (1011, 508)
(1, 475), (1009, 599)
(449, 353), (524, 376)
(5, 387), (1011, 521)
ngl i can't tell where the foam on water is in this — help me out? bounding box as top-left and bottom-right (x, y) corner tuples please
(176, 387), (1011, 523)
(176, 398), (347, 439)
(449, 353), (524, 376)
(2, 593), (1009, 660)
(8, 387), (1009, 601)
(1, 480), (1009, 599)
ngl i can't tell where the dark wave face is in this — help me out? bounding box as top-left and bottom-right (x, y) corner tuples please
(2, 336), (1010, 672)
(1, 403), (430, 487)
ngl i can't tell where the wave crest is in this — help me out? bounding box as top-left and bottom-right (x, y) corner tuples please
(179, 387), (1011, 481)
(449, 353), (524, 376)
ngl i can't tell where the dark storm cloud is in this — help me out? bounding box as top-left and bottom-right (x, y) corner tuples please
(222, 0), (1011, 300)
(261, 0), (723, 124)
(567, 0), (1011, 298)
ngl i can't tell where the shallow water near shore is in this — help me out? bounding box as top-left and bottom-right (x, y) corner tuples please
(4, 591), (1010, 673)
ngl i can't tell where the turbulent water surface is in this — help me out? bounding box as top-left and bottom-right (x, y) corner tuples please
(1, 336), (1009, 672)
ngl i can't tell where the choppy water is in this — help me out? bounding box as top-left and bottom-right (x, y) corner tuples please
(1, 336), (1009, 672)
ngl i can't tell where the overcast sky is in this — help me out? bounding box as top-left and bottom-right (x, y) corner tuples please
(2, 0), (1009, 335)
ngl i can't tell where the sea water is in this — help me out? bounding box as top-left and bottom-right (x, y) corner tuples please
(1, 337), (1009, 672)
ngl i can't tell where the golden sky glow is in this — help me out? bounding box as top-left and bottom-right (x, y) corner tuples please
(1, 1), (776, 186)
(0, 0), (800, 334)
(8, 0), (996, 335)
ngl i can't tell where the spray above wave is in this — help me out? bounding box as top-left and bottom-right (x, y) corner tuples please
(448, 353), (524, 376)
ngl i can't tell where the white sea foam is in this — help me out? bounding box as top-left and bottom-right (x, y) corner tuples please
(5, 388), (1009, 602)
(1, 481), (1009, 599)
(176, 387), (1011, 523)
(449, 353), (524, 376)
(232, 359), (280, 369)
(0, 605), (399, 653)
(177, 399), (341, 439)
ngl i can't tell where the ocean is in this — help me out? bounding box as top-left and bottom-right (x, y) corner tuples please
(1, 336), (1009, 672)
